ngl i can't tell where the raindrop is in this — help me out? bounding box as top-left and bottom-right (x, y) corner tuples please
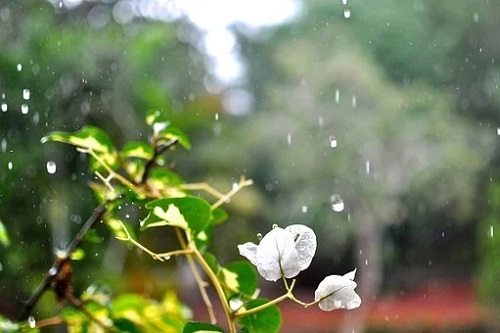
(342, 0), (347, 4)
(256, 232), (262, 241)
(318, 116), (324, 127)
(365, 160), (370, 174)
(21, 104), (29, 114)
(272, 223), (279, 229)
(28, 316), (36, 328)
(232, 182), (240, 191)
(329, 135), (338, 148)
(17, 63), (22, 71)
(489, 225), (494, 238)
(352, 95), (357, 108)
(1, 139), (6, 152)
(287, 133), (292, 145)
(229, 297), (243, 311)
(46, 161), (57, 174)
(32, 112), (40, 124)
(0, 262), (3, 272)
(473, 12), (479, 23)
(1, 103), (7, 112)
(215, 112), (219, 121)
(8, 161), (13, 170)
(496, 127), (500, 135)
(331, 195), (344, 212)
(365, 259), (368, 266)
(343, 9), (351, 19)
(335, 89), (340, 103)
(48, 267), (57, 276)
(301, 205), (308, 213)
(23, 89), (30, 100)
(58, 1), (63, 8)
(441, 232), (445, 238)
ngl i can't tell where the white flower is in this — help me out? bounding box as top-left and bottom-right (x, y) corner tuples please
(314, 269), (362, 311)
(238, 224), (317, 281)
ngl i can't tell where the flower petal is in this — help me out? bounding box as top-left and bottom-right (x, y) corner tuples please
(255, 227), (301, 281)
(315, 270), (362, 311)
(237, 242), (258, 266)
(285, 224), (317, 271)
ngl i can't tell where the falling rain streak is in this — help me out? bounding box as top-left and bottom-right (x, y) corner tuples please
(21, 104), (29, 114)
(489, 225), (494, 238)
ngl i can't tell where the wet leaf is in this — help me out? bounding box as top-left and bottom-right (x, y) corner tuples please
(120, 141), (154, 160)
(42, 126), (119, 170)
(182, 321), (224, 333)
(238, 298), (282, 333)
(219, 261), (257, 296)
(142, 196), (211, 233)
(157, 127), (191, 150)
(0, 220), (10, 247)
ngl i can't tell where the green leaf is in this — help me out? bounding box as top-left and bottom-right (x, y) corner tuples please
(182, 321), (224, 333)
(41, 126), (119, 169)
(211, 207), (228, 226)
(219, 261), (257, 296)
(105, 217), (136, 240)
(238, 299), (282, 333)
(0, 315), (19, 332)
(157, 127), (191, 150)
(146, 109), (170, 127)
(112, 318), (141, 333)
(142, 196), (211, 233)
(0, 220), (10, 247)
(203, 252), (220, 275)
(120, 141), (154, 160)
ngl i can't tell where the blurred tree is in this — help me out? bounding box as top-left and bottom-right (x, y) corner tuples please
(185, 1), (499, 331)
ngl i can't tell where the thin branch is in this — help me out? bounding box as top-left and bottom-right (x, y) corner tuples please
(234, 280), (297, 318)
(18, 203), (108, 321)
(140, 138), (178, 184)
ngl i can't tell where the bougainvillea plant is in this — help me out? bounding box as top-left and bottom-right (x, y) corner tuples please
(4, 110), (360, 333)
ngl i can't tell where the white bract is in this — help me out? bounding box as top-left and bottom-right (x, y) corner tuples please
(238, 224), (316, 281)
(314, 269), (362, 311)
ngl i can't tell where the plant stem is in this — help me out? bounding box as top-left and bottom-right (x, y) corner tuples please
(189, 240), (237, 333)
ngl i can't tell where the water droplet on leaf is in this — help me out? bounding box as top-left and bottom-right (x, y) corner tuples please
(28, 316), (36, 328)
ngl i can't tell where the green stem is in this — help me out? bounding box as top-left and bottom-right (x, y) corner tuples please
(189, 239), (237, 333)
(234, 280), (297, 318)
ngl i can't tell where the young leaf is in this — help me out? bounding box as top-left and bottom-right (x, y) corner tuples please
(120, 141), (154, 160)
(41, 126), (119, 169)
(182, 321), (224, 333)
(237, 299), (282, 333)
(211, 207), (228, 226)
(219, 261), (257, 296)
(0, 220), (10, 247)
(157, 127), (191, 150)
(203, 252), (220, 275)
(142, 197), (211, 233)
(0, 315), (20, 333)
